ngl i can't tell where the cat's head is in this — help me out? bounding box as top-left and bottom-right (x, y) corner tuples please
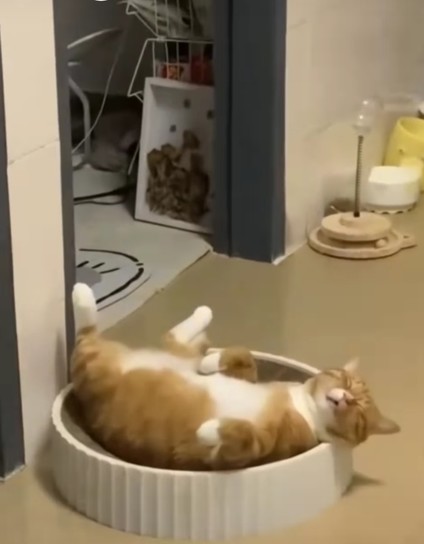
(307, 358), (400, 446)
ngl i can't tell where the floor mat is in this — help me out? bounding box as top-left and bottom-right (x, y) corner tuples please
(73, 166), (127, 200)
(74, 203), (211, 329)
(76, 248), (150, 310)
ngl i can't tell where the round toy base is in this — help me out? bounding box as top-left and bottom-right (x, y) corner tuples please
(51, 352), (353, 541)
(320, 212), (392, 242)
(308, 227), (416, 260)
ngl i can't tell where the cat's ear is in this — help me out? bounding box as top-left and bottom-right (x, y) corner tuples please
(372, 414), (400, 435)
(343, 358), (360, 373)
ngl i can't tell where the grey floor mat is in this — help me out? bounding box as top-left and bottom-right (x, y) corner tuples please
(76, 248), (150, 310)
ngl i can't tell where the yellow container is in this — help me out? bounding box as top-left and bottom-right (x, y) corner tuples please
(384, 117), (424, 191)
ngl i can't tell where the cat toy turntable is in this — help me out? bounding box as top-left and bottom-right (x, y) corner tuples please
(308, 98), (417, 260)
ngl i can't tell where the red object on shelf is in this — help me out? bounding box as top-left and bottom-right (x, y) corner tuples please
(190, 55), (214, 86)
(156, 61), (190, 82)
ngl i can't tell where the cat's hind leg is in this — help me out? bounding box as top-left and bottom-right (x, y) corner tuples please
(199, 347), (258, 383)
(163, 306), (213, 358)
(196, 417), (275, 469)
(170, 306), (213, 344)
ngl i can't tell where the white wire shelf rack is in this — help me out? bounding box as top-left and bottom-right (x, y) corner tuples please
(125, 0), (213, 40)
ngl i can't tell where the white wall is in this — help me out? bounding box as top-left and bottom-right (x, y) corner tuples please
(285, 0), (424, 253)
(59, 1), (150, 95)
(0, 0), (146, 464)
(0, 1), (66, 462)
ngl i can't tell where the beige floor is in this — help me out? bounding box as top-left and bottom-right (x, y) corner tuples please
(1, 209), (424, 543)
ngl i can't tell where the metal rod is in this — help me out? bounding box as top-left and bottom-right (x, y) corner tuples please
(68, 75), (91, 168)
(354, 134), (364, 218)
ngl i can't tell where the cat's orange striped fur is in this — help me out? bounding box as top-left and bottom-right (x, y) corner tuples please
(71, 283), (400, 471)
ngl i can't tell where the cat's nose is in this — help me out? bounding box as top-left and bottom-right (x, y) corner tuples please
(327, 388), (346, 403)
(326, 388), (352, 410)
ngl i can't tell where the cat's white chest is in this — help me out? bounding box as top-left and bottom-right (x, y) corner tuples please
(288, 384), (330, 441)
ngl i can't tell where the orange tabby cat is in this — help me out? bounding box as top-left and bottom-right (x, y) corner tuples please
(71, 283), (400, 471)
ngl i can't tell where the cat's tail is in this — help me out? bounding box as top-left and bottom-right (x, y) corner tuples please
(72, 283), (98, 336)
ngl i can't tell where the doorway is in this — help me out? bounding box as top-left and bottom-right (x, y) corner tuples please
(58, 1), (214, 330)
(54, 0), (286, 338)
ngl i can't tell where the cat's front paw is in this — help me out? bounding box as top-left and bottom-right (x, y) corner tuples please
(197, 419), (222, 447)
(198, 352), (221, 375)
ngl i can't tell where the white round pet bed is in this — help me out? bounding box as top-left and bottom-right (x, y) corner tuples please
(51, 352), (353, 540)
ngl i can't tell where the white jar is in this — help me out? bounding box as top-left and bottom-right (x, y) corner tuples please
(365, 165), (420, 212)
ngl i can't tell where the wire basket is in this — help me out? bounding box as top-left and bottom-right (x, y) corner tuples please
(125, 0), (213, 40)
(129, 38), (213, 101)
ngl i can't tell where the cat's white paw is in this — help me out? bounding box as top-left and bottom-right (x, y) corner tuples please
(197, 419), (221, 446)
(198, 352), (221, 375)
(193, 306), (213, 326)
(73, 283), (97, 328)
(73, 283), (96, 308)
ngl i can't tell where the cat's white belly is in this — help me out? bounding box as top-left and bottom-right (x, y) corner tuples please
(121, 350), (195, 373)
(189, 373), (270, 422)
(120, 352), (270, 423)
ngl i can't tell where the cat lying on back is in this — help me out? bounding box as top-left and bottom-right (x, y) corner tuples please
(71, 283), (400, 471)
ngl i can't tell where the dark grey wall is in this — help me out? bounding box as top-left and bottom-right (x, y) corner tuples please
(0, 35), (25, 478)
(212, 0), (232, 254)
(58, 1), (148, 95)
(230, 0), (286, 262)
(213, 0), (286, 262)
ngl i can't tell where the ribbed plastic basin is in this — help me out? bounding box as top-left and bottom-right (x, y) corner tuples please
(51, 351), (353, 540)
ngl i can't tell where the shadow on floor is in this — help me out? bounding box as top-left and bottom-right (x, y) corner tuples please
(346, 471), (384, 496)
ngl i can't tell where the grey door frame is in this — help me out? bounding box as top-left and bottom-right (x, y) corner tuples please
(0, 34), (25, 478)
(53, 0), (76, 368)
